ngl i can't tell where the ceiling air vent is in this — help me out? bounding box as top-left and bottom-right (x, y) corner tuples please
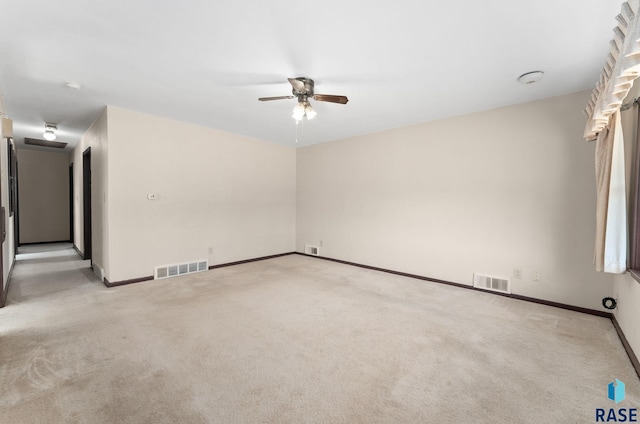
(473, 273), (511, 294)
(24, 137), (68, 149)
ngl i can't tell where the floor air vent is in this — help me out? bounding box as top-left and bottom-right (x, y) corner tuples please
(155, 260), (208, 280)
(305, 245), (320, 256)
(473, 273), (511, 294)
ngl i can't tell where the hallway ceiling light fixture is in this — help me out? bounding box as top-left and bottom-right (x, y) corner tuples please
(43, 122), (57, 141)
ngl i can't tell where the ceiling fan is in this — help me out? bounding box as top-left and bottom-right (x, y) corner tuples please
(258, 77), (348, 121)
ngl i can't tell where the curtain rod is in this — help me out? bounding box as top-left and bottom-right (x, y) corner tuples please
(621, 97), (640, 111)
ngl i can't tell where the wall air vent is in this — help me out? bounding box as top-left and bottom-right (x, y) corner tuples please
(154, 259), (208, 280)
(24, 137), (68, 149)
(473, 273), (511, 294)
(304, 245), (320, 256)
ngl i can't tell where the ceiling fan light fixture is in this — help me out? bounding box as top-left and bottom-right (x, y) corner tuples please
(304, 103), (317, 120)
(292, 103), (306, 121)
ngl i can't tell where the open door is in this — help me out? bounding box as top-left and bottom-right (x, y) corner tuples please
(82, 148), (91, 261)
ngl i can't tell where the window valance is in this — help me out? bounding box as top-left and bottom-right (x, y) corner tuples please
(585, 0), (640, 141)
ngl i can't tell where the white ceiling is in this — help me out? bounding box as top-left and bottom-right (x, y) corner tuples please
(0, 0), (622, 150)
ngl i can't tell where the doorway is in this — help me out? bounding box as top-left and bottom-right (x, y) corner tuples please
(69, 163), (74, 243)
(9, 139), (19, 251)
(82, 148), (91, 261)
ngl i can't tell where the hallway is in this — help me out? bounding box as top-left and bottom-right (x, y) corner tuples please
(7, 243), (99, 304)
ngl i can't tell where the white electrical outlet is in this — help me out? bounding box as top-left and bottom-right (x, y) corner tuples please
(147, 193), (158, 200)
(513, 268), (522, 279)
(533, 271), (541, 282)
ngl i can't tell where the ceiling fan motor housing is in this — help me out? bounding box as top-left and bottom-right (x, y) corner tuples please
(292, 77), (314, 97)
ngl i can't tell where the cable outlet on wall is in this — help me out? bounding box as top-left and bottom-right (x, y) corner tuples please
(147, 193), (158, 200)
(533, 271), (541, 282)
(513, 268), (522, 279)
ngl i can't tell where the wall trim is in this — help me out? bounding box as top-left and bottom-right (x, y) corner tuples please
(295, 253), (612, 318)
(208, 252), (296, 270)
(19, 240), (72, 246)
(73, 244), (84, 259)
(611, 314), (640, 379)
(0, 258), (16, 308)
(102, 252), (297, 288)
(103, 275), (154, 288)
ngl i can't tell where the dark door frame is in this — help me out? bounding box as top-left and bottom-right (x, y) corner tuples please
(0, 139), (6, 306)
(7, 138), (18, 249)
(14, 161), (19, 251)
(69, 163), (74, 244)
(82, 148), (91, 262)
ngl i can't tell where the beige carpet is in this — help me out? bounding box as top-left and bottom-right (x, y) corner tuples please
(0, 244), (638, 423)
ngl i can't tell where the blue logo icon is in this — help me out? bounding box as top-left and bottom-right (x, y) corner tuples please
(608, 379), (625, 404)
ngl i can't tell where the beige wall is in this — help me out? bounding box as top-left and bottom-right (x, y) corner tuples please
(613, 275), (640, 357)
(103, 106), (296, 282)
(70, 108), (109, 279)
(297, 91), (614, 311)
(17, 149), (69, 243)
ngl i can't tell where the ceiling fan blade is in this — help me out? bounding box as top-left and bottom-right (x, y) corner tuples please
(288, 78), (307, 93)
(258, 95), (295, 101)
(313, 94), (349, 104)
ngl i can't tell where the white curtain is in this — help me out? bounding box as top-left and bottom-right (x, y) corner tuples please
(594, 112), (627, 273)
(587, 0), (640, 273)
